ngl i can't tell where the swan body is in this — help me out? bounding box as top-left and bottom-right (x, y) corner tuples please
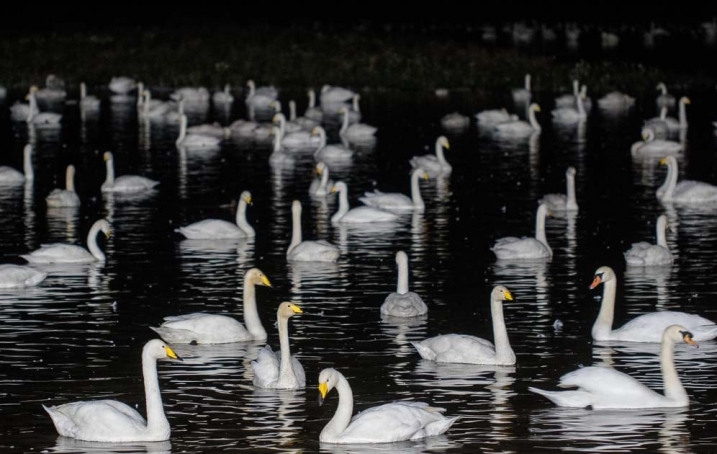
(598, 91), (635, 110)
(46, 165), (80, 208)
(287, 200), (340, 262)
(410, 136), (451, 176)
(330, 182), (400, 225)
(656, 82), (676, 109)
(0, 264), (47, 289)
(320, 85), (355, 105)
(554, 80), (580, 108)
(171, 87), (210, 104)
(413, 286), (514, 365)
(589, 266), (717, 342)
(36, 75), (67, 103)
(318, 368), (458, 444)
(475, 108), (519, 126)
(212, 84), (234, 104)
(441, 112), (470, 130)
(288, 100), (320, 130)
(151, 268), (271, 344)
(380, 251), (427, 317)
(624, 215), (672, 266)
(313, 127), (354, 162)
(187, 123), (229, 139)
(631, 128), (683, 156)
(494, 103), (541, 134)
(552, 92), (587, 123)
(658, 156), (717, 203)
(273, 113), (320, 149)
(101, 152), (159, 193)
(0, 144), (33, 185)
(539, 167), (578, 211)
(251, 302), (306, 389)
(43, 339), (181, 442)
(25, 86), (62, 127)
(246, 80), (278, 110)
(309, 162), (334, 197)
(511, 74), (531, 103)
(339, 106), (376, 142)
(176, 191), (254, 239)
(176, 115), (223, 148)
(644, 107), (670, 138)
(22, 219), (111, 264)
(360, 168), (428, 211)
(79, 83), (100, 111)
(109, 77), (137, 95)
(492, 204), (552, 260)
(529, 325), (697, 409)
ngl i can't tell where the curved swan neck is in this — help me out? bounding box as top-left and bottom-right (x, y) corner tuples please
(340, 110), (349, 135)
(321, 374), (354, 440)
(236, 199), (255, 237)
(352, 95), (360, 112)
(435, 140), (447, 164)
(410, 169), (425, 209)
(396, 254), (409, 294)
(566, 172), (577, 209)
(528, 107), (541, 131)
(491, 295), (514, 364)
(592, 278), (616, 340)
(288, 203), (303, 254)
(247, 81), (255, 98)
(660, 336), (688, 404)
(535, 207), (551, 255)
(276, 114), (286, 137)
(315, 128), (327, 151)
(27, 90), (38, 122)
(661, 160), (678, 201)
(104, 158), (115, 187)
(525, 74), (531, 91)
(142, 349), (170, 434)
(331, 186), (349, 224)
(242, 276), (266, 339)
(87, 223), (106, 262)
(23, 146), (34, 181)
(656, 217), (669, 248)
(278, 315), (293, 378)
(65, 166), (75, 192)
(572, 80), (579, 96)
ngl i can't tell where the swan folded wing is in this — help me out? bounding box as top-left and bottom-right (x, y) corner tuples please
(252, 345), (280, 387)
(340, 207), (399, 223)
(282, 131), (315, 148)
(289, 241), (340, 262)
(317, 145), (353, 161)
(410, 155), (438, 170)
(614, 311), (716, 342)
(492, 237), (549, 259)
(625, 243), (671, 265)
(110, 176), (159, 193)
(359, 192), (413, 210)
(415, 334), (495, 364)
(44, 400), (146, 441)
(381, 292), (427, 317)
(291, 356), (306, 386)
(154, 313), (250, 343)
(22, 244), (93, 263)
(0, 167), (25, 183)
(177, 219), (245, 239)
(673, 181), (717, 202)
(339, 402), (447, 443)
(0, 265), (47, 288)
(494, 121), (533, 134)
(557, 367), (664, 407)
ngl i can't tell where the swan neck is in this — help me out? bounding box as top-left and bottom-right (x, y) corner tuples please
(65, 167), (75, 192)
(23, 147), (34, 180)
(319, 167), (329, 190)
(592, 279), (616, 340)
(679, 100), (687, 127)
(410, 170), (425, 209)
(661, 337), (688, 403)
(566, 174), (577, 209)
(397, 257), (409, 294)
(321, 375), (354, 440)
(577, 95), (585, 117)
(80, 83), (87, 100)
(176, 117), (187, 145)
(242, 277), (266, 339)
(277, 115), (286, 137)
(661, 161), (678, 201)
(236, 199), (255, 237)
(340, 110), (349, 135)
(332, 187), (349, 224)
(104, 158), (115, 187)
(528, 107), (541, 131)
(278, 316), (293, 378)
(308, 90), (316, 108)
(289, 102), (296, 121)
(535, 208), (551, 254)
(142, 349), (170, 435)
(87, 223), (106, 262)
(491, 296), (514, 364)
(435, 141), (447, 164)
(27, 91), (38, 122)
(657, 219), (669, 248)
(660, 107), (667, 120)
(289, 205), (302, 254)
(353, 96), (360, 112)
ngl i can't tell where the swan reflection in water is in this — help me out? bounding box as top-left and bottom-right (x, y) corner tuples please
(288, 261), (344, 296)
(164, 341), (264, 382)
(239, 388), (307, 448)
(320, 435), (453, 454)
(380, 314), (428, 357)
(49, 438), (171, 454)
(624, 265), (673, 311)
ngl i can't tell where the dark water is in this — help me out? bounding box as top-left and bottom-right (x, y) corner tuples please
(2, 81), (717, 454)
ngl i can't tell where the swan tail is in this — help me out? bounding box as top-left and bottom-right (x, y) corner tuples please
(528, 387), (592, 408)
(691, 324), (717, 341)
(411, 341), (436, 361)
(412, 415), (460, 440)
(43, 404), (77, 438)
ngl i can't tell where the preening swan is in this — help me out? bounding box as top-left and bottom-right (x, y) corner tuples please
(412, 286), (515, 365)
(35, 74), (67, 102)
(101, 152), (159, 193)
(529, 325), (697, 409)
(339, 106), (376, 142)
(0, 144), (33, 185)
(312, 126), (354, 162)
(0, 264), (47, 289)
(43, 339), (182, 442)
(380, 251), (427, 317)
(657, 156), (717, 203)
(46, 165), (80, 208)
(176, 115), (223, 149)
(359, 168), (428, 211)
(631, 127), (683, 157)
(22, 219), (111, 264)
(494, 103), (541, 134)
(309, 162), (334, 197)
(151, 268), (271, 344)
(287, 200), (340, 262)
(409, 136), (451, 176)
(176, 191), (254, 239)
(624, 215), (673, 266)
(330, 182), (400, 225)
(656, 82), (676, 109)
(539, 167), (578, 212)
(317, 368), (458, 444)
(492, 204), (552, 260)
(109, 77), (137, 95)
(475, 108), (518, 126)
(251, 302), (306, 389)
(511, 74), (531, 103)
(588, 266), (717, 342)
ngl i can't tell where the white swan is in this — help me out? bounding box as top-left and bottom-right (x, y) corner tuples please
(268, 127), (296, 166)
(22, 219), (111, 264)
(598, 91), (635, 110)
(644, 107), (670, 137)
(212, 84), (234, 104)
(170, 87), (210, 103)
(0, 144), (33, 185)
(287, 200), (340, 262)
(409, 136), (451, 176)
(320, 85), (355, 105)
(44, 339), (181, 442)
(318, 368), (458, 444)
(176, 115), (223, 149)
(27, 86), (62, 127)
(339, 106), (376, 142)
(380, 251), (427, 317)
(554, 80), (580, 108)
(79, 83), (100, 111)
(657, 156), (717, 203)
(139, 90), (172, 120)
(359, 168), (428, 211)
(656, 82), (676, 109)
(309, 162), (334, 197)
(539, 167), (578, 212)
(494, 103), (541, 134)
(288, 99), (319, 130)
(0, 264), (47, 289)
(441, 112), (470, 130)
(270, 101), (303, 133)
(176, 191), (254, 239)
(245, 80), (278, 109)
(511, 74), (532, 103)
(304, 89), (324, 122)
(151, 268), (271, 344)
(330, 182), (400, 225)
(186, 122), (228, 139)
(313, 127), (354, 162)
(109, 77), (137, 95)
(46, 165), (80, 208)
(492, 204), (552, 260)
(10, 87), (33, 121)
(251, 302), (306, 389)
(551, 92), (587, 123)
(529, 325), (697, 409)
(36, 75), (67, 102)
(101, 152), (159, 193)
(273, 112), (319, 149)
(631, 127), (683, 156)
(588, 266), (717, 342)
(412, 286), (514, 365)
(662, 96), (690, 131)
(624, 215), (672, 266)
(475, 108), (518, 126)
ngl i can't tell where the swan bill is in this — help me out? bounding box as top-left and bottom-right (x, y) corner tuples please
(318, 382), (329, 405)
(164, 345), (183, 361)
(680, 331), (699, 348)
(589, 273), (604, 289)
(289, 304), (303, 314)
(660, 157), (668, 165)
(503, 289), (514, 301)
(260, 275), (272, 287)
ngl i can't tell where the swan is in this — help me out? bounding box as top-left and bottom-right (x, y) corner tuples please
(494, 103), (541, 134)
(35, 74), (67, 102)
(176, 114), (223, 148)
(150, 268), (271, 344)
(43, 339), (182, 442)
(475, 108), (519, 126)
(409, 136), (451, 176)
(511, 74), (532, 103)
(176, 191), (254, 239)
(101, 152), (159, 193)
(140, 90), (176, 121)
(268, 127), (296, 166)
(270, 101), (303, 133)
(0, 85), (6, 100)
(109, 77), (137, 95)
(339, 106), (376, 142)
(186, 122), (229, 139)
(170, 87), (210, 103)
(624, 215), (672, 266)
(320, 85), (355, 105)
(10, 88), (33, 121)
(0, 144), (33, 185)
(317, 368), (458, 444)
(588, 266), (717, 342)
(251, 302), (306, 389)
(380, 251), (427, 317)
(309, 162), (334, 197)
(554, 80), (580, 108)
(492, 204), (552, 260)
(212, 84), (234, 105)
(79, 83), (100, 111)
(598, 91), (635, 110)
(440, 112), (470, 130)
(288, 100), (319, 130)
(26, 86), (62, 127)
(287, 200), (340, 262)
(312, 126), (354, 162)
(644, 107), (670, 138)
(578, 85), (593, 111)
(0, 264), (47, 289)
(656, 82), (676, 109)
(46, 165), (80, 208)
(539, 167), (578, 212)
(529, 325), (697, 409)
(22, 219), (111, 264)
(330, 182), (400, 225)
(359, 168), (428, 211)
(245, 80), (278, 109)
(551, 92), (587, 123)
(662, 97), (690, 131)
(273, 113), (320, 149)
(631, 128), (683, 157)
(412, 286), (514, 364)
(304, 89), (324, 122)
(657, 156), (717, 203)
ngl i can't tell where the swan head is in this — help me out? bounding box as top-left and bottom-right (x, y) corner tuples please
(318, 368), (343, 406)
(589, 266), (616, 290)
(316, 162), (326, 175)
(537, 203), (551, 218)
(246, 80), (255, 89)
(530, 103), (541, 113)
(437, 136), (450, 150)
(566, 167), (577, 177)
(246, 268), (271, 288)
(339, 105), (350, 115)
(67, 164), (76, 178)
(680, 97), (691, 105)
(270, 101), (281, 113)
(665, 325), (698, 348)
(311, 126), (326, 137)
(292, 199), (302, 215)
(93, 219), (112, 239)
(321, 85), (330, 94)
(656, 82), (667, 92)
(396, 250), (408, 266)
(144, 339), (183, 361)
(103, 151), (114, 163)
(278, 301), (303, 319)
(491, 285), (513, 302)
(240, 191), (252, 206)
(659, 156), (677, 168)
(330, 181), (347, 195)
